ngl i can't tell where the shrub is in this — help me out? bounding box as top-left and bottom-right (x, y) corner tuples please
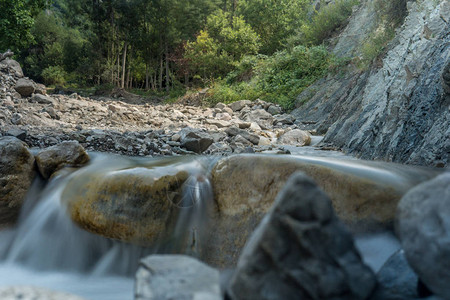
(300, 0), (359, 45)
(41, 65), (66, 86)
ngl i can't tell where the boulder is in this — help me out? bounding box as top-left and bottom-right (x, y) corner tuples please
(62, 162), (190, 245)
(277, 129), (311, 146)
(135, 255), (221, 300)
(267, 104), (282, 115)
(14, 78), (35, 97)
(179, 128), (214, 154)
(225, 127), (260, 145)
(229, 100), (251, 112)
(30, 93), (55, 105)
(227, 172), (376, 300)
(0, 137), (35, 225)
(1, 59), (24, 78)
(243, 109), (274, 130)
(35, 141), (90, 179)
(34, 83), (47, 95)
(396, 173), (450, 298)
(0, 286), (86, 300)
(442, 60), (450, 94)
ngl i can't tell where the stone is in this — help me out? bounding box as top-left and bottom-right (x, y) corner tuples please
(205, 119), (231, 128)
(215, 112), (232, 121)
(30, 93), (55, 105)
(0, 137), (35, 225)
(11, 113), (23, 125)
(63, 161), (190, 245)
(0, 286), (86, 300)
(396, 173), (450, 298)
(229, 100), (251, 112)
(227, 172), (376, 300)
(1, 59), (24, 78)
(277, 129), (312, 146)
(442, 60), (450, 94)
(135, 255), (221, 300)
(34, 83), (47, 95)
(35, 141), (90, 179)
(179, 128), (214, 154)
(225, 127), (260, 145)
(370, 250), (422, 300)
(267, 104), (282, 115)
(14, 78), (35, 97)
(214, 102), (227, 110)
(5, 129), (27, 141)
(243, 109), (274, 130)
(274, 113), (295, 125)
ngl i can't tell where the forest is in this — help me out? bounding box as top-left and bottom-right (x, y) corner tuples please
(1, 0), (368, 109)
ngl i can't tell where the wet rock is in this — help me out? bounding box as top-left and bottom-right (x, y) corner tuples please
(63, 163), (190, 244)
(396, 173), (450, 298)
(35, 141), (90, 179)
(14, 78), (35, 97)
(135, 255), (221, 300)
(442, 60), (450, 94)
(229, 100), (251, 112)
(0, 286), (86, 300)
(179, 128), (214, 154)
(371, 250), (421, 300)
(243, 109), (274, 130)
(277, 129), (311, 146)
(227, 172), (376, 300)
(0, 137), (35, 225)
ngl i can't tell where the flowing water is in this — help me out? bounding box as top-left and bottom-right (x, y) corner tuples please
(0, 150), (442, 299)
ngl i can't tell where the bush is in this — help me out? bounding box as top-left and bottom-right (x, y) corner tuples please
(41, 66), (66, 85)
(300, 0), (359, 45)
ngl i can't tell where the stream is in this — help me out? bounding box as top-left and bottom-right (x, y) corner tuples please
(0, 148), (441, 299)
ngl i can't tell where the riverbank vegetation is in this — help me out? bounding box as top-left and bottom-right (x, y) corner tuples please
(1, 0), (361, 109)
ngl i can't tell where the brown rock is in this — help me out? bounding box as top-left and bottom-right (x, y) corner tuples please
(14, 78), (35, 97)
(0, 136), (35, 225)
(35, 141), (90, 179)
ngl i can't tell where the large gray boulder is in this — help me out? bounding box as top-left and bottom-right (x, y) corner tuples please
(135, 255), (221, 300)
(243, 109), (274, 130)
(227, 172), (376, 300)
(0, 58), (24, 78)
(14, 78), (35, 97)
(35, 141), (90, 179)
(396, 173), (450, 298)
(0, 137), (35, 225)
(179, 128), (214, 154)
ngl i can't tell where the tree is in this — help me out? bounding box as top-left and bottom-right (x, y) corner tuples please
(237, 0), (309, 54)
(0, 0), (48, 52)
(184, 10), (260, 81)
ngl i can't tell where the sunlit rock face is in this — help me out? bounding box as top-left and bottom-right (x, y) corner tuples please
(0, 136), (35, 225)
(62, 158), (195, 245)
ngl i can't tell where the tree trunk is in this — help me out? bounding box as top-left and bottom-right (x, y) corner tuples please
(159, 57), (163, 90)
(145, 63), (149, 90)
(117, 52), (120, 87)
(121, 41), (128, 89)
(165, 42), (170, 92)
(126, 45), (133, 89)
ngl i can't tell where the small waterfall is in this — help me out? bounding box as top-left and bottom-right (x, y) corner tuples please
(0, 154), (217, 299)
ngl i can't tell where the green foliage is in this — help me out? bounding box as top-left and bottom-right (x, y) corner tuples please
(42, 65), (67, 85)
(359, 0), (407, 68)
(207, 46), (341, 110)
(184, 10), (260, 82)
(299, 0), (359, 46)
(0, 0), (48, 52)
(237, 0), (310, 54)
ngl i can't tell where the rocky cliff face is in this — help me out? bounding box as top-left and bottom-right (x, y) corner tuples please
(293, 0), (450, 167)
